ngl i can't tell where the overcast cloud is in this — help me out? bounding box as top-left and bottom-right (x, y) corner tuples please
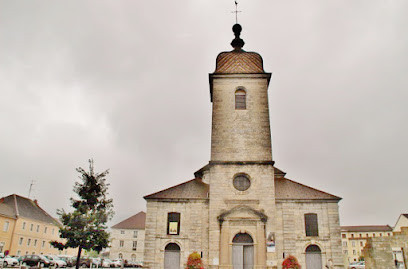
(1, 0), (407, 227)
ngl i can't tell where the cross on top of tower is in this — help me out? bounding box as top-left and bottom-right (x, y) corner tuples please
(231, 1), (242, 24)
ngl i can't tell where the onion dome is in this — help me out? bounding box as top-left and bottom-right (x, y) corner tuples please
(214, 24), (265, 74)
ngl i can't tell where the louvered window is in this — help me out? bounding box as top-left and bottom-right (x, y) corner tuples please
(305, 213), (319, 236)
(235, 89), (246, 110)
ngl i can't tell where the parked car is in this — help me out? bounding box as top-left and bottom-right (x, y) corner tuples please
(79, 257), (92, 268)
(91, 258), (101, 267)
(78, 257), (101, 268)
(21, 255), (52, 267)
(45, 255), (67, 268)
(101, 258), (112, 268)
(2, 255), (19, 267)
(110, 259), (122, 268)
(58, 256), (76, 267)
(123, 261), (142, 268)
(349, 261), (365, 269)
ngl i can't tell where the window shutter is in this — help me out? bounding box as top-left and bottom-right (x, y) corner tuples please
(235, 90), (246, 109)
(305, 213), (319, 236)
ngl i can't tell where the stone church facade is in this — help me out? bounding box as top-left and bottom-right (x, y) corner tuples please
(143, 24), (343, 269)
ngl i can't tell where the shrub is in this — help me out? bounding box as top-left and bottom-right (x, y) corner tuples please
(282, 255), (301, 269)
(185, 252), (204, 269)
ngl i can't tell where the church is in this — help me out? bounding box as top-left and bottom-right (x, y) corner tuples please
(143, 23), (343, 269)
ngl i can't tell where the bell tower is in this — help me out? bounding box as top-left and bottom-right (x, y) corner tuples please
(205, 24), (277, 268)
(209, 24), (273, 162)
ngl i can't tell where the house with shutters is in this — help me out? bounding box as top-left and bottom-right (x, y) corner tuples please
(143, 23), (343, 269)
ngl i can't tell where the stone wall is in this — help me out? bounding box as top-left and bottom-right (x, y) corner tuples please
(210, 74), (272, 162)
(276, 201), (344, 269)
(206, 163), (276, 268)
(143, 199), (209, 269)
(363, 227), (408, 269)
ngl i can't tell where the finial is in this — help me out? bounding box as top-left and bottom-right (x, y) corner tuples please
(231, 1), (242, 24)
(231, 23), (245, 50)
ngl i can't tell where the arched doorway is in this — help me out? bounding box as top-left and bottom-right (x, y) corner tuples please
(164, 243), (180, 269)
(305, 245), (322, 269)
(232, 233), (254, 269)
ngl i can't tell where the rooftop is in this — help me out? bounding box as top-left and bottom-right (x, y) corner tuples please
(341, 225), (393, 232)
(144, 166), (341, 201)
(214, 24), (265, 74)
(0, 194), (59, 225)
(111, 211), (146, 230)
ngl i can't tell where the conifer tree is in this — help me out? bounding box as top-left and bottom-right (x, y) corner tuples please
(51, 160), (113, 269)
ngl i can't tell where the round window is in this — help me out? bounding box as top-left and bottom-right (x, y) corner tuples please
(233, 174), (251, 191)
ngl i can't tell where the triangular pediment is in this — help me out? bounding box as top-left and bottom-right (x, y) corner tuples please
(218, 205), (267, 223)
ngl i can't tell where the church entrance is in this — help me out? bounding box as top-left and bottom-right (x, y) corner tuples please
(305, 245), (322, 269)
(232, 233), (254, 269)
(164, 243), (180, 269)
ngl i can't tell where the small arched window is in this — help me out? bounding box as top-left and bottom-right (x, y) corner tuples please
(235, 89), (246, 110)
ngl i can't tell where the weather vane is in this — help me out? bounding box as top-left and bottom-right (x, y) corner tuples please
(231, 1), (242, 24)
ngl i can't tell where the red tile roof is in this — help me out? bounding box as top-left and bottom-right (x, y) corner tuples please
(0, 194), (59, 225)
(341, 225), (393, 232)
(144, 178), (209, 200)
(111, 211), (146, 229)
(144, 167), (340, 201)
(274, 176), (341, 201)
(215, 50), (264, 74)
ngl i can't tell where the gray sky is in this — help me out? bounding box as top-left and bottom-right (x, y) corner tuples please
(1, 1), (407, 227)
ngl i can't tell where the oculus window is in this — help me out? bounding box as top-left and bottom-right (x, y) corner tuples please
(233, 174), (251, 191)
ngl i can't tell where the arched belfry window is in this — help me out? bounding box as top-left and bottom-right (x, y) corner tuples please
(235, 89), (246, 110)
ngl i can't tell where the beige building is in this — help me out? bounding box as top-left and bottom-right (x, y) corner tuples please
(393, 214), (408, 233)
(363, 227), (408, 269)
(110, 211), (145, 265)
(143, 24), (344, 269)
(0, 194), (77, 256)
(340, 225), (393, 266)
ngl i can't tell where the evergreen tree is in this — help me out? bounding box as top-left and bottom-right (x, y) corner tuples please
(51, 160), (114, 269)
